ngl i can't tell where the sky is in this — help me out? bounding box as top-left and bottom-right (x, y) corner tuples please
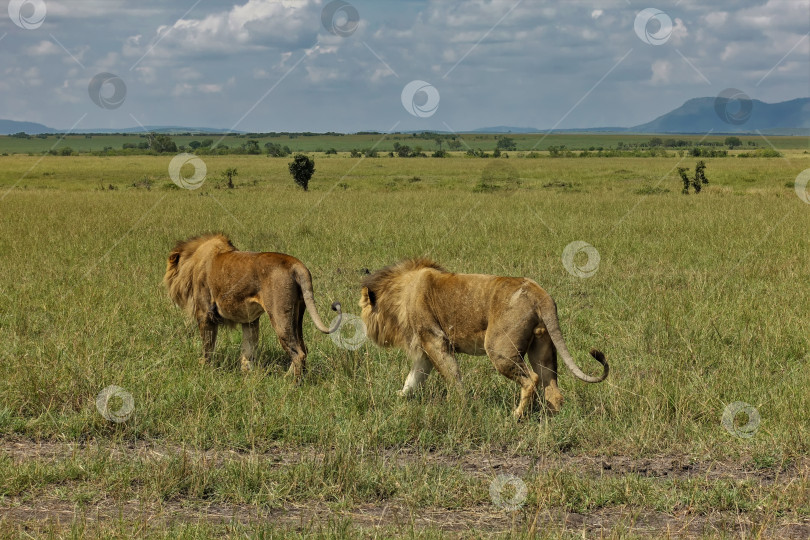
(0, 0), (808, 133)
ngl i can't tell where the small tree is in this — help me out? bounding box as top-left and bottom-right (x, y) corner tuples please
(242, 139), (261, 155)
(289, 154), (315, 191)
(496, 136), (517, 151)
(148, 133), (177, 153)
(694, 160), (707, 186)
(678, 160), (708, 194)
(724, 136), (742, 149)
(222, 167), (238, 189)
(265, 142), (291, 157)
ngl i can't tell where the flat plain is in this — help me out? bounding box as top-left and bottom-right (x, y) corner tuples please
(0, 137), (808, 538)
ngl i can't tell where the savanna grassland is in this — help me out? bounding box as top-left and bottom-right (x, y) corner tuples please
(0, 137), (809, 538)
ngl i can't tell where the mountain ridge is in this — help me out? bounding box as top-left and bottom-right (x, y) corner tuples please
(1, 97), (807, 135)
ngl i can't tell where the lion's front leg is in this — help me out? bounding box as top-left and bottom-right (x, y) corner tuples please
(198, 320), (219, 365)
(399, 349), (434, 397)
(239, 319), (260, 372)
(420, 335), (463, 395)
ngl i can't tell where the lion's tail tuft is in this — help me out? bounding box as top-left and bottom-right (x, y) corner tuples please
(537, 296), (608, 383)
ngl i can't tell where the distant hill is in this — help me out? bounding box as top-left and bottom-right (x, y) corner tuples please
(630, 97), (810, 134)
(0, 121), (241, 135)
(470, 98), (809, 134)
(71, 126), (243, 135)
(470, 126), (542, 133)
(1, 97), (807, 135)
(0, 119), (58, 135)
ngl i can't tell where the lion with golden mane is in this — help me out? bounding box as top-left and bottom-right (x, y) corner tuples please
(164, 233), (341, 379)
(359, 259), (608, 417)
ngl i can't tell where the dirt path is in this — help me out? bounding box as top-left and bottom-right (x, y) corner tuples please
(2, 437), (808, 538)
(4, 437), (806, 481)
(3, 497), (808, 538)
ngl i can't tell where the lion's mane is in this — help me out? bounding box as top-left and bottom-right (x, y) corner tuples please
(360, 257), (445, 347)
(163, 233), (237, 322)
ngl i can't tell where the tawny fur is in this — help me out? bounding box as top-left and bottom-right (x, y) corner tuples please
(359, 258), (608, 418)
(164, 233), (341, 378)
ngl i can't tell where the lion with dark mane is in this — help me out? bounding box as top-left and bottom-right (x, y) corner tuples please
(359, 258), (608, 417)
(164, 233), (341, 379)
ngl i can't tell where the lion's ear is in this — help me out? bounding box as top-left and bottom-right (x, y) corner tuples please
(361, 287), (376, 307)
(169, 252), (180, 266)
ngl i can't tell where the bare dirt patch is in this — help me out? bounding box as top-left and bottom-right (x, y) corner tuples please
(4, 437), (805, 484)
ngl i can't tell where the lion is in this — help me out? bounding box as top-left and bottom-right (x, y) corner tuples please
(359, 259), (608, 418)
(164, 233), (341, 379)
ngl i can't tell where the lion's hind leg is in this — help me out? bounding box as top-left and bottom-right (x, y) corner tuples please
(239, 319), (260, 372)
(485, 334), (539, 419)
(527, 330), (563, 414)
(265, 299), (308, 382)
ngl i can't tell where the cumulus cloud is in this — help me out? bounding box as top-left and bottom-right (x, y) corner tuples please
(0, 0), (804, 131)
(124, 0), (320, 62)
(28, 41), (60, 56)
(650, 59), (672, 85)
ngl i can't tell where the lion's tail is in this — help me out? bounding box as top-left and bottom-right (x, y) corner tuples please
(293, 265), (342, 334)
(536, 295), (608, 383)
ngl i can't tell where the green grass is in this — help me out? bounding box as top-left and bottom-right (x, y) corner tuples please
(1, 131), (807, 155)
(0, 146), (809, 537)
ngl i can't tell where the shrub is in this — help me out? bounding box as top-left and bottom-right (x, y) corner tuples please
(148, 133), (177, 153)
(289, 154), (315, 191)
(265, 142), (291, 157)
(678, 160), (709, 194)
(222, 167), (238, 189)
(737, 148), (782, 158)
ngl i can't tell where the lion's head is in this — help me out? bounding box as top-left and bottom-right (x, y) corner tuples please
(359, 258), (445, 347)
(163, 233), (236, 322)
